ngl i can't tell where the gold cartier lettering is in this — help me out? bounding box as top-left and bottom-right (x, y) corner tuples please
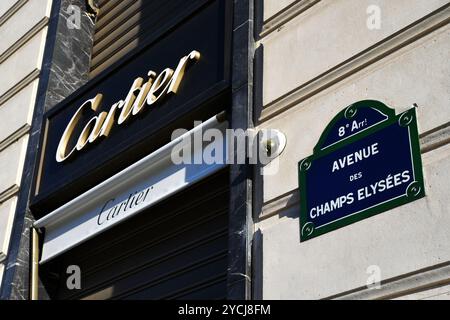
(56, 94), (103, 162)
(168, 50), (201, 94)
(55, 50), (200, 163)
(76, 112), (108, 150)
(132, 71), (155, 116)
(99, 100), (124, 138)
(117, 78), (144, 125)
(147, 68), (174, 105)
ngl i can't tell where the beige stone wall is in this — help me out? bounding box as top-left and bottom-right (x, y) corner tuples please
(256, 0), (450, 299)
(0, 0), (52, 285)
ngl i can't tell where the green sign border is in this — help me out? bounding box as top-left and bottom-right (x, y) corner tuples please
(298, 100), (425, 242)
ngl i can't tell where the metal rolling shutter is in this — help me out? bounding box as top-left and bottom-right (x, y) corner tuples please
(89, 0), (205, 78)
(41, 169), (229, 300)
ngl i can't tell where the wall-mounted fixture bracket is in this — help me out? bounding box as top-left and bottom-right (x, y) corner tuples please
(259, 129), (287, 161)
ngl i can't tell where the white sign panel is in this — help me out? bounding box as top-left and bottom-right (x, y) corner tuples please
(35, 115), (227, 263)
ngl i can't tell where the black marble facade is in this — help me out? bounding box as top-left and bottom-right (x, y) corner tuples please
(227, 0), (255, 300)
(0, 0), (95, 300)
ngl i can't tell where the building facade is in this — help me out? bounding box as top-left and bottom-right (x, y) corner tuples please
(0, 0), (449, 300)
(254, 0), (450, 299)
(0, 0), (53, 296)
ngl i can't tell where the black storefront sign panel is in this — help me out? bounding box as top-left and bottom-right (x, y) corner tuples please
(299, 100), (425, 242)
(32, 0), (231, 216)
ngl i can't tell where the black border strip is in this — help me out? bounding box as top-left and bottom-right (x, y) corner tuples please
(227, 0), (254, 300)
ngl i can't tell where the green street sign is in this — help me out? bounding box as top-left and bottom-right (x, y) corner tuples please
(298, 100), (425, 242)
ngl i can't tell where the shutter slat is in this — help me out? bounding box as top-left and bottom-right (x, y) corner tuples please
(89, 0), (204, 78)
(95, 0), (140, 31)
(42, 169), (229, 300)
